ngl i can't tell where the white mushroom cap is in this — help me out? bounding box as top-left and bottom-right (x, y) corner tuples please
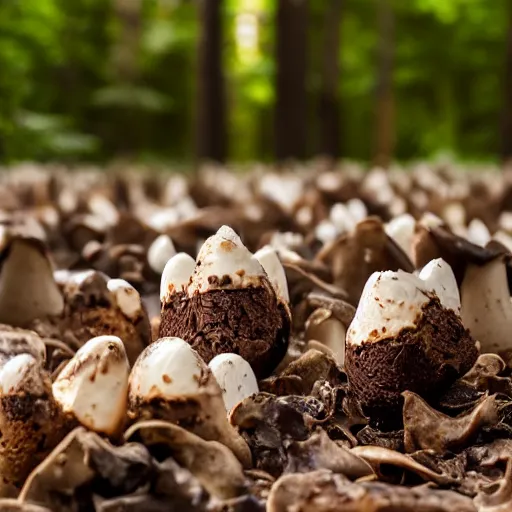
(385, 213), (415, 259)
(209, 353), (259, 412)
(418, 258), (460, 313)
(461, 258), (512, 353)
(107, 278), (142, 320)
(347, 270), (430, 346)
(188, 226), (265, 295)
(330, 203), (355, 232)
(0, 354), (45, 395)
(148, 234), (176, 274)
(253, 245), (290, 302)
(129, 337), (205, 400)
(52, 335), (129, 435)
(160, 252), (196, 302)
(0, 239), (64, 326)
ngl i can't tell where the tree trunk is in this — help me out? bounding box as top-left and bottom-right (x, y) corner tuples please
(275, 0), (309, 161)
(501, 1), (512, 163)
(373, 0), (395, 168)
(196, 0), (227, 163)
(319, 0), (343, 160)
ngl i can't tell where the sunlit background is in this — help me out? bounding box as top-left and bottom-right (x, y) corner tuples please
(0, 0), (510, 164)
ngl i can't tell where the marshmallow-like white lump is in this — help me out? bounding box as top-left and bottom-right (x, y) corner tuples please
(467, 218), (491, 247)
(160, 252), (195, 301)
(347, 271), (431, 346)
(52, 335), (129, 435)
(385, 213), (415, 257)
(148, 234), (176, 274)
(254, 245), (290, 302)
(0, 353), (41, 394)
(107, 279), (142, 319)
(209, 353), (259, 412)
(189, 226), (265, 295)
(347, 260), (461, 347)
(129, 337), (204, 400)
(418, 258), (460, 313)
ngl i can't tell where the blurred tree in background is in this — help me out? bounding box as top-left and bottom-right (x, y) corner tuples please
(0, 0), (509, 164)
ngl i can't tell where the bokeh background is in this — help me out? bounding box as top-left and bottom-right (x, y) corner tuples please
(1, 0), (510, 165)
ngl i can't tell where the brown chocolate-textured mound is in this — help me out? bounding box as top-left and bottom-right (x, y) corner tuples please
(0, 394), (68, 487)
(160, 288), (289, 378)
(346, 299), (478, 429)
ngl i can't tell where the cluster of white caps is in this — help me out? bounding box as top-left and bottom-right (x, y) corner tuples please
(3, 333), (259, 438)
(347, 258), (460, 347)
(347, 254), (512, 355)
(159, 225), (290, 304)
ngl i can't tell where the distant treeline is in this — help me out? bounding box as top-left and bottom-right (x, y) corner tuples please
(0, 0), (510, 164)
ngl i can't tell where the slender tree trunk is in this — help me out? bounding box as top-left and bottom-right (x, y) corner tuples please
(501, 1), (512, 163)
(373, 0), (395, 167)
(111, 0), (142, 155)
(319, 0), (343, 159)
(275, 0), (309, 161)
(196, 0), (227, 163)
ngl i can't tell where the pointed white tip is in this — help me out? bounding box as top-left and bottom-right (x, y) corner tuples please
(160, 253), (196, 302)
(418, 258), (460, 313)
(148, 234), (176, 274)
(253, 245), (289, 302)
(347, 270), (430, 346)
(129, 337), (206, 401)
(52, 335), (129, 435)
(107, 279), (142, 320)
(189, 225), (265, 295)
(209, 353), (258, 412)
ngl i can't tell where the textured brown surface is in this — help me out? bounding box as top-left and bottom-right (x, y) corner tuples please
(0, 393), (68, 487)
(160, 287), (289, 378)
(345, 299), (478, 428)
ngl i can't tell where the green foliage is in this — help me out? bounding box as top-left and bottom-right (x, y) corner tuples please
(0, 0), (509, 162)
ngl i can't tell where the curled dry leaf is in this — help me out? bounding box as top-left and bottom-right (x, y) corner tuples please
(20, 427), (154, 509)
(267, 470), (477, 512)
(277, 349), (342, 395)
(351, 445), (454, 486)
(403, 392), (499, 454)
(230, 393), (313, 477)
(283, 429), (374, 479)
(125, 419), (248, 500)
(474, 458), (512, 512)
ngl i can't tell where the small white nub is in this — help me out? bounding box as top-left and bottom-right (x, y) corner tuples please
(0, 354), (41, 394)
(209, 353), (259, 412)
(129, 337), (204, 400)
(107, 279), (142, 320)
(315, 220), (339, 245)
(148, 235), (176, 274)
(254, 245), (290, 303)
(52, 335), (129, 435)
(160, 253), (196, 302)
(385, 213), (415, 258)
(189, 226), (265, 295)
(418, 258), (460, 313)
(467, 218), (491, 247)
(346, 199), (368, 223)
(330, 203), (355, 233)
